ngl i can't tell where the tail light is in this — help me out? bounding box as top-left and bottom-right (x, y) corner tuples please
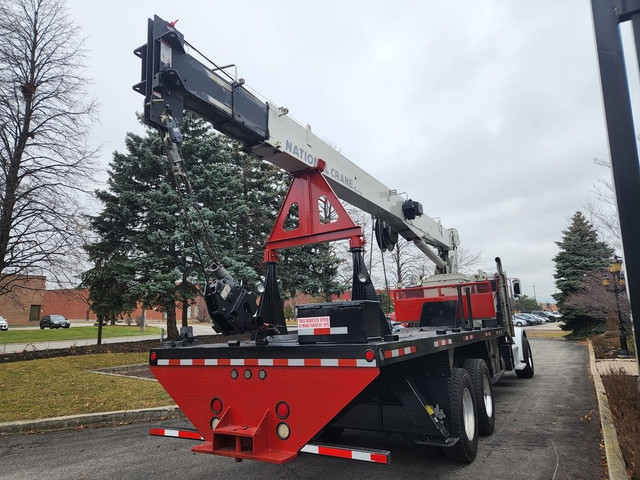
(211, 398), (223, 414)
(276, 401), (290, 419)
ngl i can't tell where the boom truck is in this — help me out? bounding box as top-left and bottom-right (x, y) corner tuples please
(134, 15), (534, 465)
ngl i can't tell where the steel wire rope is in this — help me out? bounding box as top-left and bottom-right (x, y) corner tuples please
(184, 39), (287, 122)
(162, 140), (219, 289)
(369, 217), (375, 273)
(183, 40), (236, 83)
(380, 243), (392, 314)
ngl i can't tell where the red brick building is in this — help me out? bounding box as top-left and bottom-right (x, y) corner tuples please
(1, 277), (207, 327)
(0, 275), (46, 325)
(42, 288), (186, 323)
(539, 302), (558, 312)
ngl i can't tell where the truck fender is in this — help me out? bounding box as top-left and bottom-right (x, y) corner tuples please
(511, 326), (528, 370)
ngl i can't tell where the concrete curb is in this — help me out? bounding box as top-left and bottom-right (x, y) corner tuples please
(587, 340), (629, 480)
(0, 405), (182, 436)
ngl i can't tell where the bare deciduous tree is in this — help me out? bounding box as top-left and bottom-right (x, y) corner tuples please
(0, 0), (96, 295)
(339, 205), (483, 290)
(388, 238), (430, 287)
(564, 270), (630, 332)
(456, 247), (483, 274)
(586, 157), (621, 251)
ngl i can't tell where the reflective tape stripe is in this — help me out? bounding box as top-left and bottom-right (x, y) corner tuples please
(302, 444), (319, 454)
(463, 334), (476, 341)
(433, 338), (453, 348)
(321, 359), (339, 367)
(301, 443), (390, 464)
(484, 329), (504, 337)
(383, 345), (417, 359)
(149, 427), (203, 441)
(155, 357), (377, 368)
(298, 327), (349, 336)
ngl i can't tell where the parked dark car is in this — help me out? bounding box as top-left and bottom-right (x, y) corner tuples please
(39, 314), (70, 329)
(531, 310), (556, 322)
(521, 313), (543, 325)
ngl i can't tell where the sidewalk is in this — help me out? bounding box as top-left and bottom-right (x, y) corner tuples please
(588, 341), (637, 480)
(0, 323), (216, 354)
(0, 334), (162, 354)
(595, 358), (638, 376)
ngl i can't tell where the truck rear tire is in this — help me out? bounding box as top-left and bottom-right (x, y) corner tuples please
(444, 368), (478, 463)
(463, 358), (495, 436)
(516, 337), (534, 379)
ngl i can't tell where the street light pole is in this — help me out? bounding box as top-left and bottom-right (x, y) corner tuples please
(603, 258), (630, 357)
(590, 0), (640, 373)
(611, 259), (629, 356)
(612, 282), (628, 355)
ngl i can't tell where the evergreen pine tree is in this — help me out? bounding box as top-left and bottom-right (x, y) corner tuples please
(552, 211), (613, 338)
(83, 114), (344, 338)
(513, 295), (541, 313)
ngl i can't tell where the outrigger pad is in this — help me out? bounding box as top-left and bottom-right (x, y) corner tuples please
(151, 360), (379, 464)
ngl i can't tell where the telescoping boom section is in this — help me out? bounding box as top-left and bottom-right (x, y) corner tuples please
(135, 15), (533, 466)
(133, 14), (458, 273)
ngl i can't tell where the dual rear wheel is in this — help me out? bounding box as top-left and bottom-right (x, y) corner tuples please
(444, 359), (495, 463)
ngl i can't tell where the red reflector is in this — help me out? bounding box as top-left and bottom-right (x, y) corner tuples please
(150, 352), (157, 361)
(211, 398), (222, 414)
(276, 401), (290, 419)
(365, 349), (375, 362)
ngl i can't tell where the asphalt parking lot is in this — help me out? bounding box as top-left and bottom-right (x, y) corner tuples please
(0, 337), (602, 480)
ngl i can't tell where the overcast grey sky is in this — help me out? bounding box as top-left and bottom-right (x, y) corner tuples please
(65, 1), (637, 303)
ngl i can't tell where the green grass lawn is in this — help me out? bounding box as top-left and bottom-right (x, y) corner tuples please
(0, 353), (173, 422)
(0, 326), (162, 344)
(525, 329), (568, 339)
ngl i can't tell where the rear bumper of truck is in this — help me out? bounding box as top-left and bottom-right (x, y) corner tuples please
(149, 326), (507, 464)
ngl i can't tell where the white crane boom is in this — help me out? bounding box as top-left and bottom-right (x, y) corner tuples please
(134, 15), (458, 272)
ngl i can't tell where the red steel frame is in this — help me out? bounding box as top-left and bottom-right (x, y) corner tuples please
(391, 280), (496, 325)
(264, 159), (363, 262)
(151, 359), (379, 464)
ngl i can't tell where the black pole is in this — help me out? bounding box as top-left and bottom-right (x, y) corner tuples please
(590, 0), (640, 369)
(611, 263), (630, 356)
(456, 286), (464, 328)
(465, 287), (474, 328)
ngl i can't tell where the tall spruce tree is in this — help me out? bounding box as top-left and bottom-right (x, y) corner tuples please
(83, 115), (344, 338)
(279, 244), (345, 302)
(553, 211), (613, 338)
(513, 295), (541, 313)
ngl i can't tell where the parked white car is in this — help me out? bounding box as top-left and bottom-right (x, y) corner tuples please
(0, 316), (8, 331)
(513, 314), (532, 327)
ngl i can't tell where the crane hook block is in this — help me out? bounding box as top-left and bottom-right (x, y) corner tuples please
(204, 267), (262, 336)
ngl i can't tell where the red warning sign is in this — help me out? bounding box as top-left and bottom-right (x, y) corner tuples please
(298, 316), (331, 329)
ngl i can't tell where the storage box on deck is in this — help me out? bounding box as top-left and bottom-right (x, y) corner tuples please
(296, 300), (381, 344)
